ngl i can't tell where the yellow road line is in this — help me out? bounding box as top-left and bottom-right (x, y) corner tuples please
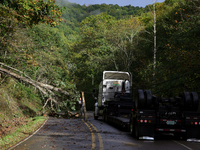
(88, 121), (104, 150)
(82, 119), (96, 150)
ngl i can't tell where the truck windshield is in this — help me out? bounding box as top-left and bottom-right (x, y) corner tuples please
(103, 72), (129, 80)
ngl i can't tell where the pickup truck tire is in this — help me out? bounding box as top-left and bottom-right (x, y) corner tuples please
(136, 89), (145, 109)
(190, 92), (199, 111)
(145, 90), (152, 108)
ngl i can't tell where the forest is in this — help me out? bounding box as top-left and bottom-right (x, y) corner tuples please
(0, 0), (200, 116)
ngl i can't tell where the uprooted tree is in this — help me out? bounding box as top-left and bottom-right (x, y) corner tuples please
(0, 63), (78, 114)
(0, 0), (80, 115)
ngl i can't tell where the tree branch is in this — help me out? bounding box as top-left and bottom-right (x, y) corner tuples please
(0, 65), (69, 96)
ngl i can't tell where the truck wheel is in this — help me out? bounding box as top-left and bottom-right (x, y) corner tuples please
(136, 89), (145, 109)
(144, 90), (152, 108)
(190, 92), (199, 111)
(181, 92), (191, 110)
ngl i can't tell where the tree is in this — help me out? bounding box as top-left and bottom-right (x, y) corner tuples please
(137, 0), (200, 96)
(0, 0), (80, 113)
(1, 0), (64, 27)
(69, 13), (116, 91)
(107, 17), (144, 72)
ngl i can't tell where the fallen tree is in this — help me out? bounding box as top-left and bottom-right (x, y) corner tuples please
(0, 62), (69, 96)
(0, 64), (70, 110)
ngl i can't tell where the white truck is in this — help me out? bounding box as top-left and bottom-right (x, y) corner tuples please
(94, 71), (200, 140)
(94, 71), (133, 129)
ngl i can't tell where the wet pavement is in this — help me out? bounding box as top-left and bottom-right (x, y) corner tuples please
(10, 112), (200, 150)
(11, 117), (93, 150)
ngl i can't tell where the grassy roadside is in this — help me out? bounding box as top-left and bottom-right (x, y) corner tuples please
(0, 78), (49, 149)
(0, 116), (48, 150)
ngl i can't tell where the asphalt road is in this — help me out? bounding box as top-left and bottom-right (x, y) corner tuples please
(10, 112), (200, 150)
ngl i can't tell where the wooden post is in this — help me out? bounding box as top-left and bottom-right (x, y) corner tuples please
(82, 91), (87, 121)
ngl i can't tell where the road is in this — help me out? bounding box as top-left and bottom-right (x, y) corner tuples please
(10, 112), (200, 150)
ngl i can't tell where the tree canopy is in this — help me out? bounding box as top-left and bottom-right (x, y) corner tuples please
(1, 0), (200, 112)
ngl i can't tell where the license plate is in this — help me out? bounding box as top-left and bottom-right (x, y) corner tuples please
(166, 121), (175, 125)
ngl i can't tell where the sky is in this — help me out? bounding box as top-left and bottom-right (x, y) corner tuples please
(68, 0), (165, 7)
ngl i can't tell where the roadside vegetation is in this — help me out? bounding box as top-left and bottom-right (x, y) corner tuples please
(0, 0), (200, 147)
(67, 0), (200, 107)
(0, 116), (47, 149)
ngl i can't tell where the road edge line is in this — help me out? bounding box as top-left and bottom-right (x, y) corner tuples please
(8, 116), (49, 150)
(173, 140), (193, 150)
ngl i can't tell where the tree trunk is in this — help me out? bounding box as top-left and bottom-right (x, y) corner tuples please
(0, 67), (69, 96)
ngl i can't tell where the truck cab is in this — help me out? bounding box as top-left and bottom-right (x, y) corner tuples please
(94, 71), (132, 120)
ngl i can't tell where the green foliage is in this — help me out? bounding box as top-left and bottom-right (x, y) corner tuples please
(1, 0), (64, 27)
(67, 0), (200, 100)
(2, 0), (200, 112)
(69, 13), (116, 91)
(136, 0), (200, 96)
(0, 5), (18, 36)
(56, 0), (146, 28)
(0, 77), (43, 121)
(0, 0), (78, 113)
(82, 4), (144, 19)
(69, 13), (145, 110)
(0, 116), (46, 149)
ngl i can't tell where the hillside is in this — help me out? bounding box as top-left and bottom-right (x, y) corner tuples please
(1, 0), (200, 148)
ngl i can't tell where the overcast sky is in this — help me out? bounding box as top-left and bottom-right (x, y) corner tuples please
(68, 0), (165, 7)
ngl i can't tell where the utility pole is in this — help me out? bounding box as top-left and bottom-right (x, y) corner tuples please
(153, 0), (157, 83)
